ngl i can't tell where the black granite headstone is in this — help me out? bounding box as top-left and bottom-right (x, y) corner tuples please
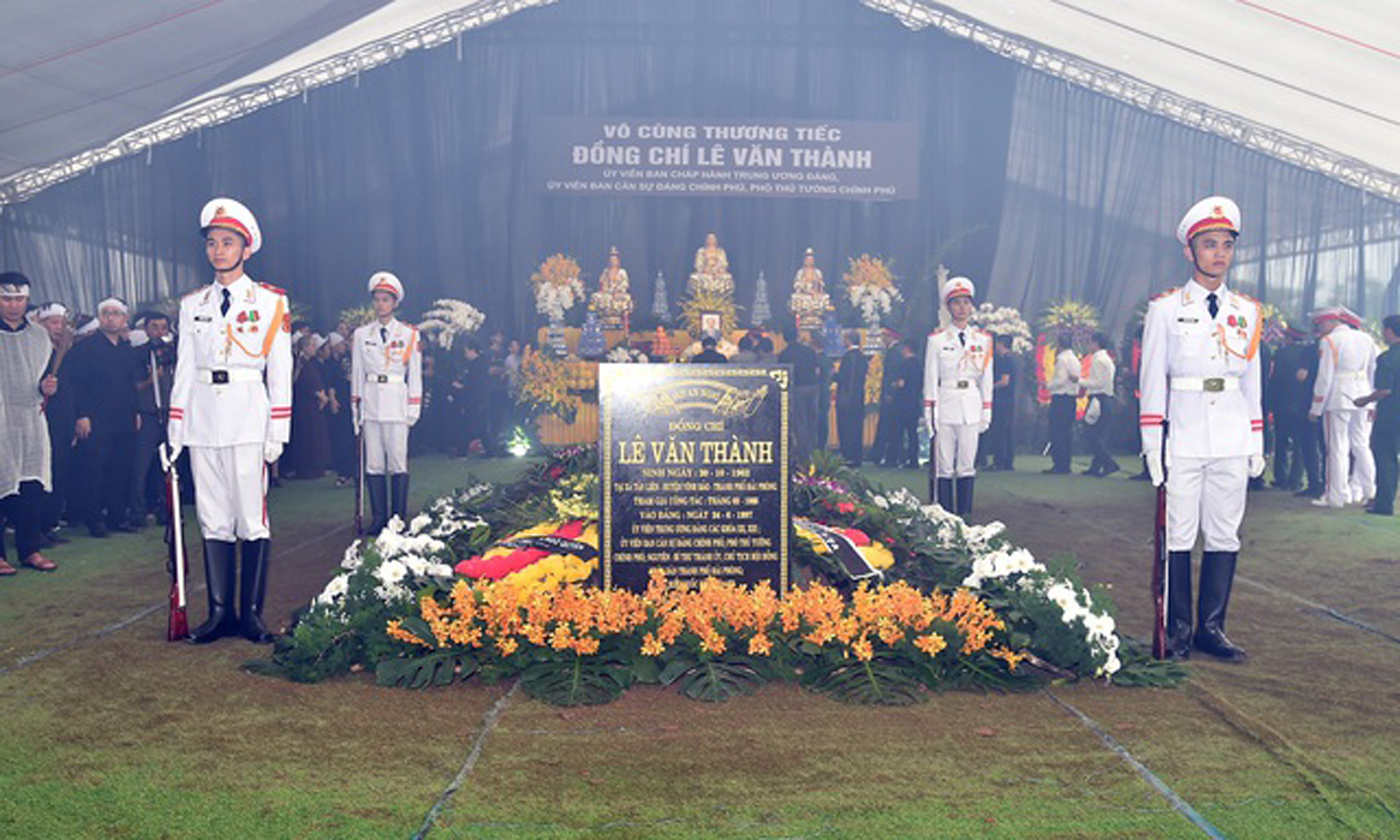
(600, 364), (789, 593)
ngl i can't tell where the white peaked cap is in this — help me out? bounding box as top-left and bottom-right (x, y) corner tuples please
(368, 271), (404, 302)
(1177, 196), (1241, 245)
(943, 276), (976, 303)
(200, 197), (262, 254)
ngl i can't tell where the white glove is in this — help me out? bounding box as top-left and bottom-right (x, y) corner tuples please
(979, 410), (991, 435)
(407, 412), (420, 428)
(166, 442), (183, 464)
(1144, 449), (1165, 487)
(263, 441), (284, 464)
(1248, 454), (1266, 478)
(923, 407), (936, 437)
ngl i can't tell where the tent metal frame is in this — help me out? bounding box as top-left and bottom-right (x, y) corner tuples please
(2, 0), (1396, 206)
(864, 0), (1400, 203)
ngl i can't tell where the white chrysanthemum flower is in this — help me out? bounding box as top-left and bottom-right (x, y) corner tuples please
(375, 559), (408, 587)
(408, 513), (432, 535)
(340, 544), (363, 571)
(315, 573), (351, 606)
(1084, 612), (1116, 640)
(429, 563), (455, 579)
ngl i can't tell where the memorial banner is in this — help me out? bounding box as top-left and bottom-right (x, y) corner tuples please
(600, 364), (790, 593)
(533, 117), (919, 201)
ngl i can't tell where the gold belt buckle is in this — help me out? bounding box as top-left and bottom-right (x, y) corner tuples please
(1204, 377), (1225, 393)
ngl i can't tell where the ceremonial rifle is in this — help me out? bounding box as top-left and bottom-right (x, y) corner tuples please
(354, 426), (365, 535)
(160, 443), (189, 641)
(1150, 425), (1169, 660)
(926, 421), (938, 508)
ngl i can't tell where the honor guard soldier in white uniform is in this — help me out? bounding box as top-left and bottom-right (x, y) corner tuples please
(351, 272), (422, 533)
(1308, 307), (1377, 508)
(167, 198), (293, 644)
(923, 277), (993, 517)
(1140, 196), (1265, 662)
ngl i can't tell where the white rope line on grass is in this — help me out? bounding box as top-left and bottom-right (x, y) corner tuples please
(0, 523), (353, 678)
(412, 681), (520, 840)
(1043, 688), (1227, 839)
(1232, 577), (1400, 645)
(994, 485), (1400, 649)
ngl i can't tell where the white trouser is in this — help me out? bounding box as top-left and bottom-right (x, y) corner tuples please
(1166, 455), (1247, 552)
(191, 444), (268, 541)
(935, 422), (979, 478)
(364, 420), (409, 475)
(1323, 409), (1374, 505)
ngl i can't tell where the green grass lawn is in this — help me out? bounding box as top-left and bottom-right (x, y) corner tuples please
(2, 451), (1397, 838)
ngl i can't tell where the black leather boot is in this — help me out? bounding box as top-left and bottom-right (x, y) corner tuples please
(367, 474), (388, 535)
(390, 473), (410, 525)
(1166, 550), (1193, 659)
(1194, 550), (1247, 662)
(955, 477), (974, 518)
(189, 540), (238, 644)
(239, 539), (275, 644)
(935, 478), (955, 511)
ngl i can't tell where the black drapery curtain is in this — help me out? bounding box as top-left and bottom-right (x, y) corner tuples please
(992, 72), (1400, 332)
(0, 0), (1015, 340)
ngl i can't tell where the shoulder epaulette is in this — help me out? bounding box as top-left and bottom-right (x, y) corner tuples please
(258, 281), (287, 296)
(928, 327), (945, 337)
(1235, 291), (1261, 307)
(1150, 287), (1179, 303)
(181, 286), (205, 300)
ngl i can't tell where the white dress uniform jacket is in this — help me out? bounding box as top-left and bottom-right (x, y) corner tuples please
(351, 318), (423, 425)
(1310, 323), (1377, 505)
(923, 325), (994, 427)
(1310, 323), (1377, 415)
(1140, 280), (1263, 552)
(1139, 281), (1263, 461)
(168, 274), (293, 448)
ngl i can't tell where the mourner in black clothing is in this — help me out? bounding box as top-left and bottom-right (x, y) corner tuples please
(35, 303), (75, 540)
(452, 340), (493, 455)
(129, 313), (175, 528)
(872, 340), (904, 466)
(1355, 315), (1399, 516)
(691, 335), (729, 363)
(985, 334), (1018, 470)
(1268, 330), (1321, 494)
(835, 331), (868, 467)
(778, 324), (822, 466)
(892, 341), (923, 468)
(62, 298), (141, 537)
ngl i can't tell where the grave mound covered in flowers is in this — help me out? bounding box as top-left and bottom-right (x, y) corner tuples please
(260, 448), (1179, 705)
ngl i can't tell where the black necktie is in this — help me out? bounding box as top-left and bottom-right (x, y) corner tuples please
(220, 288), (231, 318)
(958, 330), (966, 347)
(1207, 292), (1219, 320)
(380, 327), (388, 344)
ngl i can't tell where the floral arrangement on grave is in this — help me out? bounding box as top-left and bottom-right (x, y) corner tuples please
(261, 447), (1184, 701)
(532, 254), (586, 326)
(844, 254), (901, 329)
(790, 247), (832, 327)
(418, 298), (485, 349)
(970, 303), (1033, 355)
(591, 246), (633, 323)
(689, 232), (734, 297)
(515, 346), (581, 424)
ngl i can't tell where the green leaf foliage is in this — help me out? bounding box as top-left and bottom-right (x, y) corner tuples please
(519, 649), (633, 707)
(658, 653), (769, 703)
(376, 650), (479, 689)
(803, 651), (927, 706)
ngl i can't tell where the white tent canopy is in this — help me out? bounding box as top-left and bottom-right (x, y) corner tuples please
(2, 0), (1398, 204)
